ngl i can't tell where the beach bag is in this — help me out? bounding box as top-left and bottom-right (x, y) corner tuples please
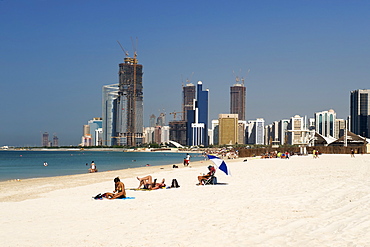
(93, 193), (103, 200)
(171, 179), (180, 188)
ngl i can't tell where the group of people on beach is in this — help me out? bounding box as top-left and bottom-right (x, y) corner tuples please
(99, 163), (216, 200)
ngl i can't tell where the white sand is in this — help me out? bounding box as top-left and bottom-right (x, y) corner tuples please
(1, 154), (370, 246)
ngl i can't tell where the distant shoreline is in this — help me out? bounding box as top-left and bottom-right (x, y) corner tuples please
(0, 148), (202, 153)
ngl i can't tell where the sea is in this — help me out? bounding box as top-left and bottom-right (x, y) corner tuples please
(0, 150), (204, 182)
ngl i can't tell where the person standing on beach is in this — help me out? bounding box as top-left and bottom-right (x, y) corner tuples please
(185, 153), (191, 166)
(351, 149), (355, 158)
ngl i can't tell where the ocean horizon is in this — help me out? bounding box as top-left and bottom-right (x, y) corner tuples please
(0, 150), (204, 182)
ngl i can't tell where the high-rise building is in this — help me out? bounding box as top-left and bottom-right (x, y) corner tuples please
(182, 83), (195, 121)
(218, 114), (238, 145)
(350, 89), (370, 138)
(287, 115), (305, 145)
(42, 132), (49, 147)
(335, 119), (345, 139)
(102, 53), (144, 147)
(168, 120), (187, 146)
(314, 109), (336, 137)
(102, 84), (119, 146)
(186, 81), (209, 146)
(246, 118), (265, 145)
(156, 113), (166, 127)
(53, 135), (59, 147)
(230, 83), (246, 121)
(116, 54), (144, 146)
(149, 114), (156, 127)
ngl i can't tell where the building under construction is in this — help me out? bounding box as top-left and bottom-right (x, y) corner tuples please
(230, 83), (246, 121)
(114, 54), (144, 146)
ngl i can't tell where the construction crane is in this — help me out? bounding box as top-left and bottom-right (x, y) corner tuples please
(240, 69), (250, 86)
(169, 111), (183, 120)
(117, 40), (129, 57)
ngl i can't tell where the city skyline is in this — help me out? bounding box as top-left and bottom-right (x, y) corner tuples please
(1, 1), (370, 146)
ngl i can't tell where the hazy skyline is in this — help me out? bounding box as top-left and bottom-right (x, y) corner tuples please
(1, 1), (370, 146)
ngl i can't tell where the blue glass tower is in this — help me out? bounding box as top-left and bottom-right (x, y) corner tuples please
(186, 81), (209, 146)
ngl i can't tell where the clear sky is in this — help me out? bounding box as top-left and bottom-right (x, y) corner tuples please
(1, 0), (369, 146)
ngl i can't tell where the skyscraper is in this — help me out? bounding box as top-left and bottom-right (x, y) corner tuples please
(230, 83), (246, 121)
(102, 84), (119, 146)
(186, 81), (209, 146)
(182, 83), (195, 121)
(42, 132), (49, 147)
(314, 109), (336, 137)
(116, 54), (144, 146)
(350, 89), (370, 138)
(218, 114), (238, 145)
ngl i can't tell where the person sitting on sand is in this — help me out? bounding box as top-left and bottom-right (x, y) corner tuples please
(103, 177), (126, 199)
(89, 161), (97, 173)
(197, 165), (216, 185)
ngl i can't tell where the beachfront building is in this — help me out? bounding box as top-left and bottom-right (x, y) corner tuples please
(42, 132), (49, 147)
(230, 83), (246, 121)
(168, 120), (187, 146)
(115, 55), (144, 146)
(186, 81), (209, 146)
(335, 118), (346, 139)
(101, 52), (144, 147)
(182, 83), (196, 121)
(287, 115), (308, 145)
(52, 135), (59, 147)
(278, 119), (290, 145)
(350, 89), (370, 138)
(238, 120), (247, 144)
(218, 114), (238, 145)
(246, 118), (265, 145)
(143, 127), (155, 144)
(88, 118), (103, 146)
(102, 84), (119, 146)
(314, 109), (336, 138)
(210, 119), (219, 145)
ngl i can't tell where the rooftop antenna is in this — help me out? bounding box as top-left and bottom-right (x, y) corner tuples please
(117, 40), (129, 57)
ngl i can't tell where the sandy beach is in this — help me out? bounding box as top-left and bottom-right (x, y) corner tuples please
(1, 154), (370, 246)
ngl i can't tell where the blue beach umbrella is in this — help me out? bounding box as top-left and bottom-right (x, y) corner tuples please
(207, 155), (231, 176)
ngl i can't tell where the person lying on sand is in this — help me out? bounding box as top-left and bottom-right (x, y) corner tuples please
(137, 176), (165, 190)
(151, 178), (166, 190)
(103, 177), (126, 199)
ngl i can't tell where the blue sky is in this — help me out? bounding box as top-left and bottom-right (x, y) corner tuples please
(1, 0), (369, 146)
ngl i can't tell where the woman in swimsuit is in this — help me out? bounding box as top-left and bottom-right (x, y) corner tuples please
(104, 177), (126, 199)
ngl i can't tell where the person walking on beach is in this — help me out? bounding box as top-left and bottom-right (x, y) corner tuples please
(351, 149), (355, 158)
(104, 177), (126, 199)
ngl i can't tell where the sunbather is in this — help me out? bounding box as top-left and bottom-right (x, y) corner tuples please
(197, 165), (216, 185)
(104, 177), (126, 199)
(151, 178), (166, 190)
(137, 176), (166, 190)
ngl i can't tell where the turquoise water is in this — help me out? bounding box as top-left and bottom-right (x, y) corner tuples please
(0, 151), (204, 182)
